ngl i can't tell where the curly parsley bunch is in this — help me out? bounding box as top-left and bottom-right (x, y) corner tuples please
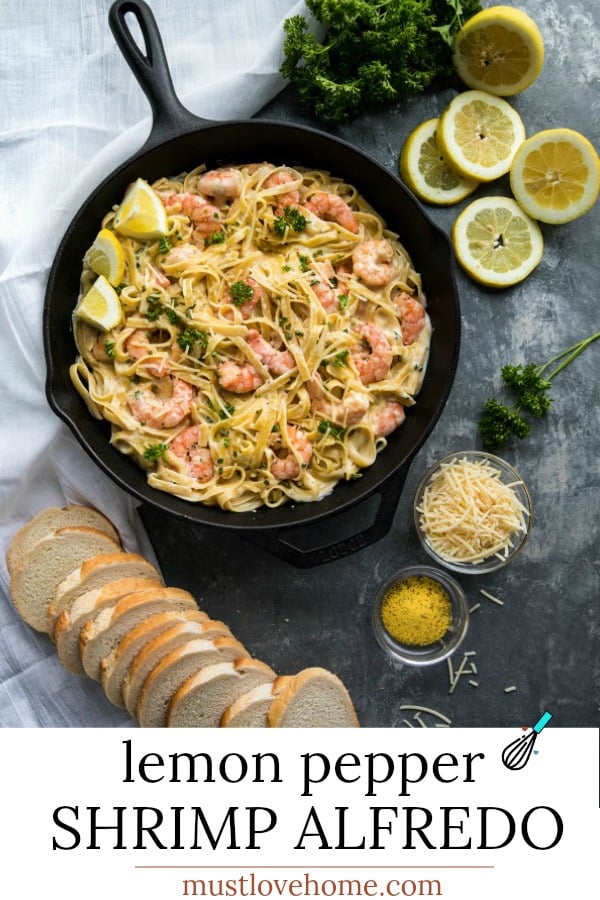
(280, 0), (482, 123)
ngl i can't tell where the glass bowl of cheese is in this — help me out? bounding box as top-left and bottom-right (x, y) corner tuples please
(413, 451), (533, 574)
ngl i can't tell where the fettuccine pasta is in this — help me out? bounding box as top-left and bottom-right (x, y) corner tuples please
(71, 162), (431, 512)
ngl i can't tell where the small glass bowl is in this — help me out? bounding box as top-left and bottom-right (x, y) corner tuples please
(371, 565), (469, 666)
(413, 450), (533, 575)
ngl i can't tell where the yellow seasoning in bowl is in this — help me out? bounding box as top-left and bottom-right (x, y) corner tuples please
(381, 575), (452, 646)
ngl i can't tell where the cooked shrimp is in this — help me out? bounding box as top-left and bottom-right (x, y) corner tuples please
(217, 360), (263, 394)
(223, 277), (264, 320)
(128, 377), (195, 429)
(161, 244), (203, 271)
(170, 425), (213, 482)
(304, 191), (359, 234)
(311, 259), (351, 312)
(91, 333), (114, 363)
(393, 290), (427, 345)
(197, 167), (243, 203)
(352, 239), (395, 287)
(246, 329), (295, 376)
(161, 192), (222, 239)
(126, 330), (170, 378)
(351, 322), (393, 384)
(264, 169), (300, 210)
(271, 425), (312, 481)
(148, 261), (170, 288)
(307, 375), (369, 426)
(373, 399), (405, 437)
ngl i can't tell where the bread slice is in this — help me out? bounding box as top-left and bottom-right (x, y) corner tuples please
(266, 667), (360, 728)
(80, 587), (198, 682)
(221, 676), (293, 728)
(7, 505), (120, 575)
(53, 577), (164, 674)
(48, 551), (161, 635)
(122, 618), (240, 718)
(101, 610), (216, 708)
(136, 637), (250, 728)
(9, 526), (122, 633)
(167, 659), (276, 728)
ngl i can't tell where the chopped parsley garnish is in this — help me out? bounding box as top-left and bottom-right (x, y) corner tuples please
(282, 264), (292, 272)
(230, 281), (254, 307)
(159, 236), (172, 253)
(330, 349), (349, 367)
(219, 401), (235, 419)
(145, 293), (162, 322)
(338, 293), (349, 310)
(114, 282), (128, 296)
(298, 254), (311, 272)
(318, 419), (347, 440)
(166, 307), (180, 325)
(104, 340), (116, 359)
(273, 206), (308, 237)
(143, 443), (167, 462)
(177, 327), (209, 354)
(205, 229), (226, 247)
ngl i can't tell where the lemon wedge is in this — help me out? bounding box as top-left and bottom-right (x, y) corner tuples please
(113, 178), (168, 240)
(399, 117), (479, 205)
(74, 275), (124, 330)
(510, 128), (600, 224)
(452, 196), (543, 287)
(438, 91), (526, 182)
(86, 228), (126, 285)
(453, 6), (544, 97)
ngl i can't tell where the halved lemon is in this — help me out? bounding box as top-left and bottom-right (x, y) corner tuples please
(510, 128), (600, 224)
(113, 178), (168, 240)
(86, 228), (125, 285)
(74, 275), (124, 330)
(453, 6), (544, 97)
(399, 118), (479, 205)
(452, 196), (543, 287)
(437, 90), (526, 182)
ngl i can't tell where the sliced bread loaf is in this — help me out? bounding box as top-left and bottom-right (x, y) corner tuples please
(7, 505), (120, 575)
(100, 610), (215, 708)
(136, 637), (249, 728)
(80, 587), (198, 682)
(221, 676), (293, 728)
(122, 618), (240, 718)
(266, 667), (360, 728)
(167, 659), (276, 728)
(9, 526), (122, 633)
(53, 577), (164, 674)
(48, 551), (161, 634)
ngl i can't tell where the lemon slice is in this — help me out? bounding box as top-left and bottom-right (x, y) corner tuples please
(399, 118), (479, 205)
(74, 275), (124, 330)
(510, 128), (600, 224)
(452, 196), (543, 287)
(437, 90), (526, 182)
(113, 178), (168, 240)
(86, 228), (126, 285)
(453, 6), (544, 96)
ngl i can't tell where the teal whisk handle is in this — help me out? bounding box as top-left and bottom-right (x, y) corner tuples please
(533, 711), (553, 733)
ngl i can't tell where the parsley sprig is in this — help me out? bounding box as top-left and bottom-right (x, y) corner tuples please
(280, 0), (482, 123)
(479, 332), (600, 451)
(273, 206), (309, 237)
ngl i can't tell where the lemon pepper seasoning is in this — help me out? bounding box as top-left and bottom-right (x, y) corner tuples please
(380, 575), (452, 646)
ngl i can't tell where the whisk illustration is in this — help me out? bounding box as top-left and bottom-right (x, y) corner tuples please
(501, 711), (553, 771)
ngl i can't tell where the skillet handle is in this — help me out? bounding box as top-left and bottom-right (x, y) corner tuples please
(109, 0), (208, 147)
(242, 459), (413, 568)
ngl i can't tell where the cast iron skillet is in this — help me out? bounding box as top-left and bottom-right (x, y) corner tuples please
(44, 0), (460, 567)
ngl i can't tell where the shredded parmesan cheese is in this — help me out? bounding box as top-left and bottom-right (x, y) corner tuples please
(417, 456), (530, 565)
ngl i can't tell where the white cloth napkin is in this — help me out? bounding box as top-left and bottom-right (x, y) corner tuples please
(0, 0), (311, 726)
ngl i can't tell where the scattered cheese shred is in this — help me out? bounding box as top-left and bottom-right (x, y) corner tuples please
(504, 685), (517, 693)
(417, 456), (529, 565)
(480, 588), (504, 605)
(400, 704), (452, 725)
